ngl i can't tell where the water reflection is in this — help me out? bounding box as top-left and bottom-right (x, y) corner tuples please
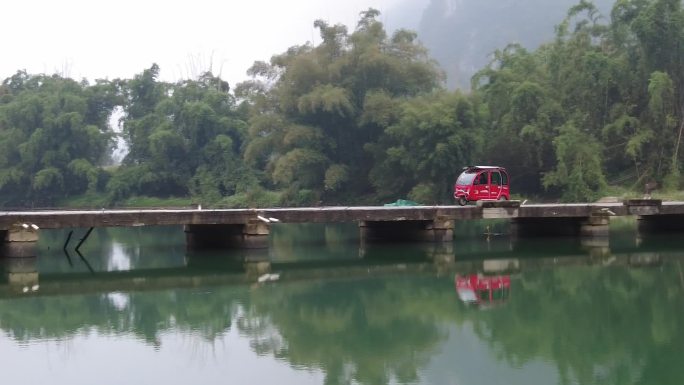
(2, 225), (684, 384)
(455, 274), (511, 309)
(107, 241), (131, 271)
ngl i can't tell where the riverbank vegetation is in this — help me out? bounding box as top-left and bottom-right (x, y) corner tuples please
(1, 0), (683, 208)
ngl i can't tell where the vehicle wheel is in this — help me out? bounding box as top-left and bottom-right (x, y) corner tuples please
(457, 196), (467, 206)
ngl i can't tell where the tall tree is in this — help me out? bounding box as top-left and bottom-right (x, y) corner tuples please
(608, 0), (684, 187)
(111, 65), (252, 203)
(369, 91), (483, 202)
(0, 72), (118, 206)
(238, 9), (444, 204)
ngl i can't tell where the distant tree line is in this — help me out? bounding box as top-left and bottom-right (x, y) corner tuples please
(1, 0), (683, 207)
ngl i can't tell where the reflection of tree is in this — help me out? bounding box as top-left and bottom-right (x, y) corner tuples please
(0, 295), (117, 341)
(238, 277), (455, 385)
(0, 274), (456, 385)
(0, 287), (241, 347)
(4, 250), (684, 384)
(462, 262), (684, 385)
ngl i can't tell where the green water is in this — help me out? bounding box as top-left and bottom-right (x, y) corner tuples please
(2, 223), (684, 385)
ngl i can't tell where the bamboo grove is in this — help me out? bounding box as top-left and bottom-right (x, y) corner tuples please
(1, 0), (683, 208)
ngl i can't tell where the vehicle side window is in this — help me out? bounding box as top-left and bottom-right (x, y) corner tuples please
(491, 172), (501, 185)
(476, 172), (488, 185)
(501, 171), (509, 186)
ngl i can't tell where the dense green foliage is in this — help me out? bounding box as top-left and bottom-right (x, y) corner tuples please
(111, 65), (256, 203)
(0, 73), (119, 206)
(236, 9), (445, 204)
(1, 0), (684, 207)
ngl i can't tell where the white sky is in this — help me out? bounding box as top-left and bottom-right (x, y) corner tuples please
(2, 0), (414, 86)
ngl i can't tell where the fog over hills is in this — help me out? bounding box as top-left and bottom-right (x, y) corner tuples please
(383, 0), (431, 30)
(390, 0), (615, 89)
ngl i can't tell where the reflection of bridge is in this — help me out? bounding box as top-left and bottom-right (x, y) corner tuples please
(2, 239), (682, 299)
(0, 253), (443, 299)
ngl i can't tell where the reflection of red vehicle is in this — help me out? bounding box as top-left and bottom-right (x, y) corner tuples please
(453, 166), (510, 206)
(455, 274), (511, 307)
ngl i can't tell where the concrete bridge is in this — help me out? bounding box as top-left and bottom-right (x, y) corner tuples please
(2, 199), (683, 260)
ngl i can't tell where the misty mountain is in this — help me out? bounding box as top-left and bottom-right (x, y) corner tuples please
(412, 0), (615, 89)
(384, 0), (431, 31)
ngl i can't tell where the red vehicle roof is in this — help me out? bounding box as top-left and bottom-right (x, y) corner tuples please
(462, 165), (507, 171)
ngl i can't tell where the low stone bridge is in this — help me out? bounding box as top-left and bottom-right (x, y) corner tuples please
(1, 199), (683, 259)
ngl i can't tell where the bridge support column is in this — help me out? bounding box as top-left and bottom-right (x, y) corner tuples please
(1, 225), (39, 259)
(184, 221), (270, 250)
(359, 218), (454, 243)
(1, 225), (40, 288)
(622, 199), (680, 235)
(580, 212), (610, 238)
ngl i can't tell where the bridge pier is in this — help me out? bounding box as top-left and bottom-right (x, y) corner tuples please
(580, 212), (611, 237)
(621, 199), (684, 235)
(1, 225), (40, 288)
(184, 221), (270, 250)
(359, 218), (454, 243)
(1, 225), (39, 259)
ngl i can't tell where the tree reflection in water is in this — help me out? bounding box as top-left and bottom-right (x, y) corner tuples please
(2, 226), (684, 384)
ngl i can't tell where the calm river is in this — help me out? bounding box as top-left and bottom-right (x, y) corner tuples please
(2, 221), (684, 385)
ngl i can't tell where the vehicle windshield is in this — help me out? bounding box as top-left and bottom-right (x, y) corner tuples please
(456, 172), (476, 185)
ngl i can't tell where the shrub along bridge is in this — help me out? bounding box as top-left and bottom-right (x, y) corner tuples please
(1, 199), (683, 258)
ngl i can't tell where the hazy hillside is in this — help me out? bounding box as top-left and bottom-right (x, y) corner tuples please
(414, 0), (615, 89)
(384, 0), (430, 31)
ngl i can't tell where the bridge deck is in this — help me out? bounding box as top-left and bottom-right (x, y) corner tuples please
(1, 201), (680, 230)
